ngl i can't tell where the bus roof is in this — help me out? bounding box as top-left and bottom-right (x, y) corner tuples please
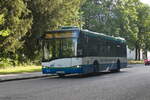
(81, 30), (126, 43)
(44, 28), (80, 34)
(42, 27), (126, 43)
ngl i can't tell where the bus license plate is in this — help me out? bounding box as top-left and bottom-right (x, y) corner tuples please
(56, 71), (65, 74)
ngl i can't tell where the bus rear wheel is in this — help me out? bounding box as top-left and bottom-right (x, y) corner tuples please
(110, 60), (120, 72)
(116, 60), (121, 72)
(93, 61), (99, 73)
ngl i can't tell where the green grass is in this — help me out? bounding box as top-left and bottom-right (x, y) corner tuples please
(0, 66), (41, 75)
(128, 60), (144, 64)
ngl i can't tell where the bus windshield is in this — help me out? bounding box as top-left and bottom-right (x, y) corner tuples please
(42, 38), (77, 61)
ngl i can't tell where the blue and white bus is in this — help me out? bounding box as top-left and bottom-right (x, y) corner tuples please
(40, 27), (127, 77)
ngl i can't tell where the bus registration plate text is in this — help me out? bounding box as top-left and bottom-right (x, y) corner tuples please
(56, 71), (65, 74)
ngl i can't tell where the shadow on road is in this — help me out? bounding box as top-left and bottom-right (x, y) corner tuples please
(45, 71), (129, 79)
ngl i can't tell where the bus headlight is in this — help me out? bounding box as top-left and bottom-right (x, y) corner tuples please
(42, 66), (46, 68)
(77, 65), (80, 68)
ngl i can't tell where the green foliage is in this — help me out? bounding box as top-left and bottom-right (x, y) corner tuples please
(0, 29), (10, 36)
(81, 0), (150, 60)
(26, 0), (84, 35)
(114, 0), (139, 47)
(0, 0), (33, 54)
(81, 0), (121, 35)
(0, 0), (85, 65)
(0, 0), (150, 67)
(24, 0), (85, 60)
(0, 14), (4, 25)
(81, 0), (139, 43)
(0, 58), (13, 68)
(0, 14), (10, 36)
(136, 3), (150, 50)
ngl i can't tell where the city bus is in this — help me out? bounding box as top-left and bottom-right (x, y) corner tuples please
(40, 26), (127, 77)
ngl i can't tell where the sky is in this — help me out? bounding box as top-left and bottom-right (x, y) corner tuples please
(140, 0), (150, 5)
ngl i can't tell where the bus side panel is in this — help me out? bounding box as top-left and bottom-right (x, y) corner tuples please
(82, 57), (127, 72)
(81, 64), (94, 74)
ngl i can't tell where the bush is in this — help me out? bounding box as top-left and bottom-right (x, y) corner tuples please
(0, 57), (41, 69)
(0, 58), (13, 68)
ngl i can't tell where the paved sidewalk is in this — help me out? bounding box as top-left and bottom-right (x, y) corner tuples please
(0, 72), (50, 82)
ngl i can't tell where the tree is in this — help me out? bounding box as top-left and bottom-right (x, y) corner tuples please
(24, 0), (85, 60)
(81, 0), (150, 60)
(135, 3), (150, 59)
(113, 0), (150, 60)
(81, 0), (139, 39)
(81, 0), (118, 35)
(112, 0), (140, 60)
(0, 0), (33, 62)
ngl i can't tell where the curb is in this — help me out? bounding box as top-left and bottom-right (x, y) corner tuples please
(0, 75), (52, 83)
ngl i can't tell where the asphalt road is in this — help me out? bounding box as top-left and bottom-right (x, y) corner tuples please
(0, 64), (150, 100)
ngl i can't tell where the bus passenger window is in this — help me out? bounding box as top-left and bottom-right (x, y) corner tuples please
(77, 49), (83, 56)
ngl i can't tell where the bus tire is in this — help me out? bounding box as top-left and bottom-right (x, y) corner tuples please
(116, 60), (121, 72)
(110, 60), (120, 72)
(93, 61), (99, 73)
(57, 74), (65, 78)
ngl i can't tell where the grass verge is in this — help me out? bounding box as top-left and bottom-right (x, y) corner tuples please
(128, 60), (144, 64)
(0, 66), (41, 75)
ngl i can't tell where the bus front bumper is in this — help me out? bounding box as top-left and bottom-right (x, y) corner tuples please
(42, 67), (83, 74)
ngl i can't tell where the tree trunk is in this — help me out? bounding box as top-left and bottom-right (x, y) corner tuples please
(135, 47), (138, 60)
(143, 50), (147, 59)
(145, 51), (147, 59)
(138, 48), (141, 60)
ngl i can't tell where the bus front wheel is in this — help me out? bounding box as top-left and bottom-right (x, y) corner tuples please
(116, 60), (121, 72)
(93, 61), (99, 73)
(57, 74), (65, 78)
